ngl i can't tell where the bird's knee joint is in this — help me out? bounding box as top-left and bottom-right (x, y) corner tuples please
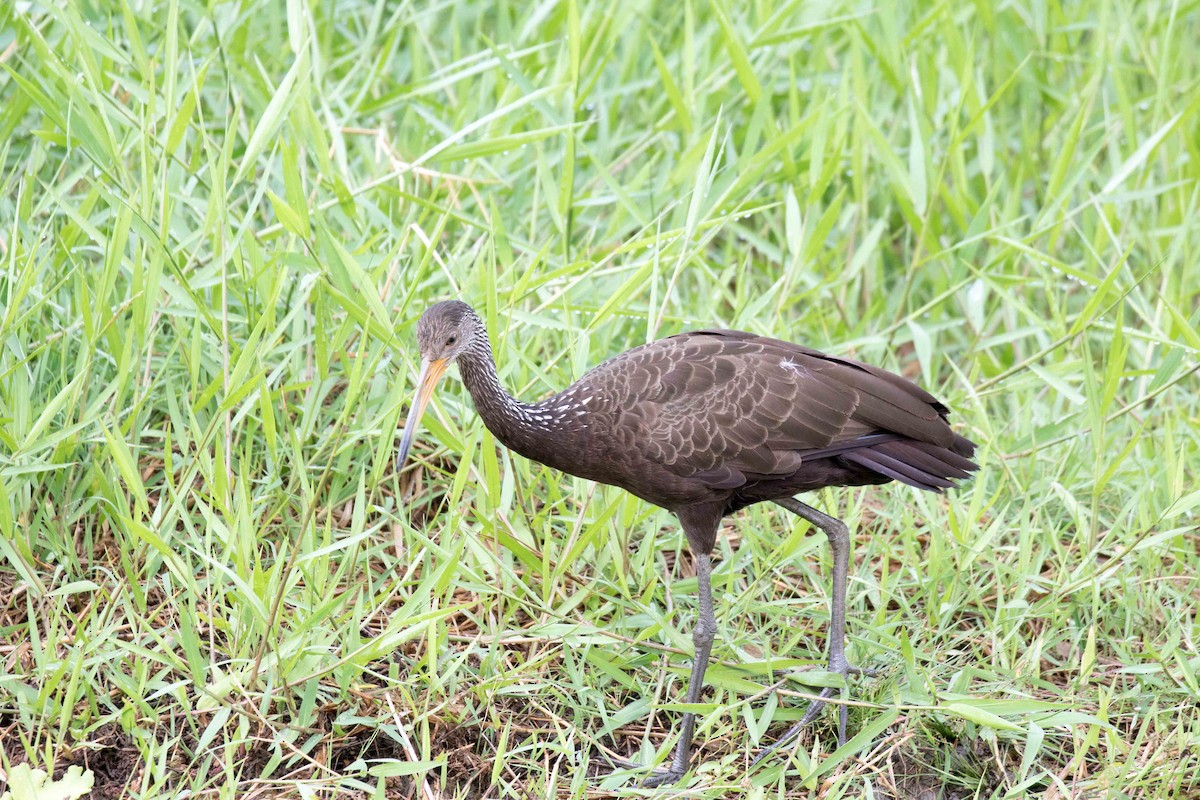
(693, 622), (716, 646)
(825, 520), (849, 545)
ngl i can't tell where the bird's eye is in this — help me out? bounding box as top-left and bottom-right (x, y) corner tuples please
(446, 336), (457, 345)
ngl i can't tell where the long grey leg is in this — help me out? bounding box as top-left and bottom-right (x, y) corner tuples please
(777, 498), (852, 675)
(752, 497), (873, 764)
(643, 552), (715, 787)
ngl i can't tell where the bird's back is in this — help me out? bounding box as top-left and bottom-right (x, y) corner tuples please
(535, 329), (976, 512)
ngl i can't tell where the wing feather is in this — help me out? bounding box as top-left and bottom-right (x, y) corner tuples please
(572, 328), (966, 492)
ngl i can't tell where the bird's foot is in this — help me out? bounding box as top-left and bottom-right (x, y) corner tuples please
(841, 663), (877, 678)
(770, 662), (876, 682)
(750, 659), (876, 767)
(589, 752), (686, 786)
(641, 768), (687, 788)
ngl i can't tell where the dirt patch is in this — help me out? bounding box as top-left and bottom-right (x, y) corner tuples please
(74, 735), (140, 799)
(874, 732), (1025, 800)
(11, 723), (143, 800)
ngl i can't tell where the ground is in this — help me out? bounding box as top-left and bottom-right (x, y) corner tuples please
(1, 0), (1198, 798)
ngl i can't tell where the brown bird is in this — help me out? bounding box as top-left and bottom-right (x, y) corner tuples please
(396, 300), (977, 786)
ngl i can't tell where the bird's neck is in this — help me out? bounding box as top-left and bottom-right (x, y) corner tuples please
(456, 335), (561, 454)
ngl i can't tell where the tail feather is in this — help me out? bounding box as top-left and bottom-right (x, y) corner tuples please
(877, 440), (975, 480)
(840, 433), (978, 493)
(842, 450), (952, 491)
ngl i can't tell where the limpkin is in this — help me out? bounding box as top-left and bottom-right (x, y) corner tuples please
(396, 300), (977, 785)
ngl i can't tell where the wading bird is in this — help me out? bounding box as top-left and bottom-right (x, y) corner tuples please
(396, 300), (977, 786)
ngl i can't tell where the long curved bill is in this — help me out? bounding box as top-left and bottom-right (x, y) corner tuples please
(396, 357), (450, 471)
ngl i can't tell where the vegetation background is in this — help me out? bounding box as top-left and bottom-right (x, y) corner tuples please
(1, 0), (1198, 797)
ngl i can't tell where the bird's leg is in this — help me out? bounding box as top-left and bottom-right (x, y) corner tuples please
(752, 497), (875, 764)
(643, 552), (716, 788)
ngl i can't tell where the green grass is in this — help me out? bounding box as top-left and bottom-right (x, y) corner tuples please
(1, 0), (1199, 797)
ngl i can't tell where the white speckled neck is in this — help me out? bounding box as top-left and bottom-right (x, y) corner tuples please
(456, 322), (568, 443)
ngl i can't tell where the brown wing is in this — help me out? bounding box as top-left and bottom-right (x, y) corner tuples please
(582, 329), (960, 490)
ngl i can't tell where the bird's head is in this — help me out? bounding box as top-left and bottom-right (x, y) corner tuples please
(397, 300), (481, 472)
(415, 299), (479, 363)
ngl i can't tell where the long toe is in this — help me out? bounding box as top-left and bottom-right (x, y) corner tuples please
(752, 661), (878, 768)
(836, 698), (848, 746)
(749, 685), (837, 767)
(642, 769), (686, 788)
(774, 662), (876, 681)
